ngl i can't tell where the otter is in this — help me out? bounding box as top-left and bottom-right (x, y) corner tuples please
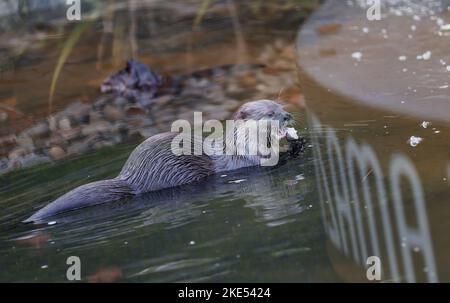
(25, 100), (303, 222)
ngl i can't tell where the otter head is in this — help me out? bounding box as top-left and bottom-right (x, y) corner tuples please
(232, 99), (293, 138)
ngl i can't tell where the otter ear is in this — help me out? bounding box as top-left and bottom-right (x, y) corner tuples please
(235, 109), (248, 120)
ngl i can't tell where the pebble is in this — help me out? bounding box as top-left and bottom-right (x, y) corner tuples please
(65, 101), (91, 122)
(20, 153), (51, 168)
(8, 147), (27, 160)
(81, 121), (111, 136)
(58, 117), (72, 131)
(47, 116), (58, 132)
(88, 110), (104, 123)
(104, 105), (124, 121)
(59, 127), (81, 141)
(113, 97), (128, 107)
(0, 111), (8, 122)
(66, 141), (90, 156)
(49, 146), (66, 160)
(16, 134), (34, 150)
(281, 45), (296, 61)
(238, 74), (257, 87)
(226, 82), (243, 94)
(0, 135), (17, 149)
(125, 106), (147, 116)
(26, 122), (50, 138)
(152, 95), (174, 106)
(92, 140), (115, 150)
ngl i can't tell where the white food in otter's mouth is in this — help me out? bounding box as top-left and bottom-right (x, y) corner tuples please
(286, 127), (299, 140)
(276, 127), (298, 140)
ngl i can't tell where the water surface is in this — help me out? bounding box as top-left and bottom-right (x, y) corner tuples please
(0, 0), (335, 282)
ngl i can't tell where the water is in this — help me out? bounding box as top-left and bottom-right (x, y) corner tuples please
(297, 0), (450, 282)
(0, 139), (336, 282)
(0, 0), (338, 282)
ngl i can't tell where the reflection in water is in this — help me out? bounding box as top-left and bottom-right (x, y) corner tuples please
(296, 0), (450, 283)
(309, 112), (438, 282)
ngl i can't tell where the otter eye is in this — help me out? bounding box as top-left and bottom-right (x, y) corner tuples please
(267, 111), (274, 117)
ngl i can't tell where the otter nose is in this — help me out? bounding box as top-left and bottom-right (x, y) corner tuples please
(283, 112), (293, 121)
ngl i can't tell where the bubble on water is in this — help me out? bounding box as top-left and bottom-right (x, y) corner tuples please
(411, 25), (417, 31)
(446, 66), (450, 72)
(41, 265), (48, 269)
(351, 51), (362, 61)
(228, 179), (246, 184)
(408, 136), (423, 147)
(398, 55), (407, 61)
(362, 27), (369, 33)
(417, 50), (431, 60)
(421, 121), (431, 128)
(295, 174), (305, 181)
(189, 241), (195, 245)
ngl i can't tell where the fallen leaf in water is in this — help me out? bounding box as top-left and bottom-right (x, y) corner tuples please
(88, 267), (123, 283)
(280, 87), (306, 108)
(1, 96), (17, 107)
(319, 48), (337, 57)
(16, 232), (51, 248)
(316, 23), (342, 36)
(0, 96), (25, 116)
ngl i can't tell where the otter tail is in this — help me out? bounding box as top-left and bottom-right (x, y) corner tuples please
(24, 178), (133, 223)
